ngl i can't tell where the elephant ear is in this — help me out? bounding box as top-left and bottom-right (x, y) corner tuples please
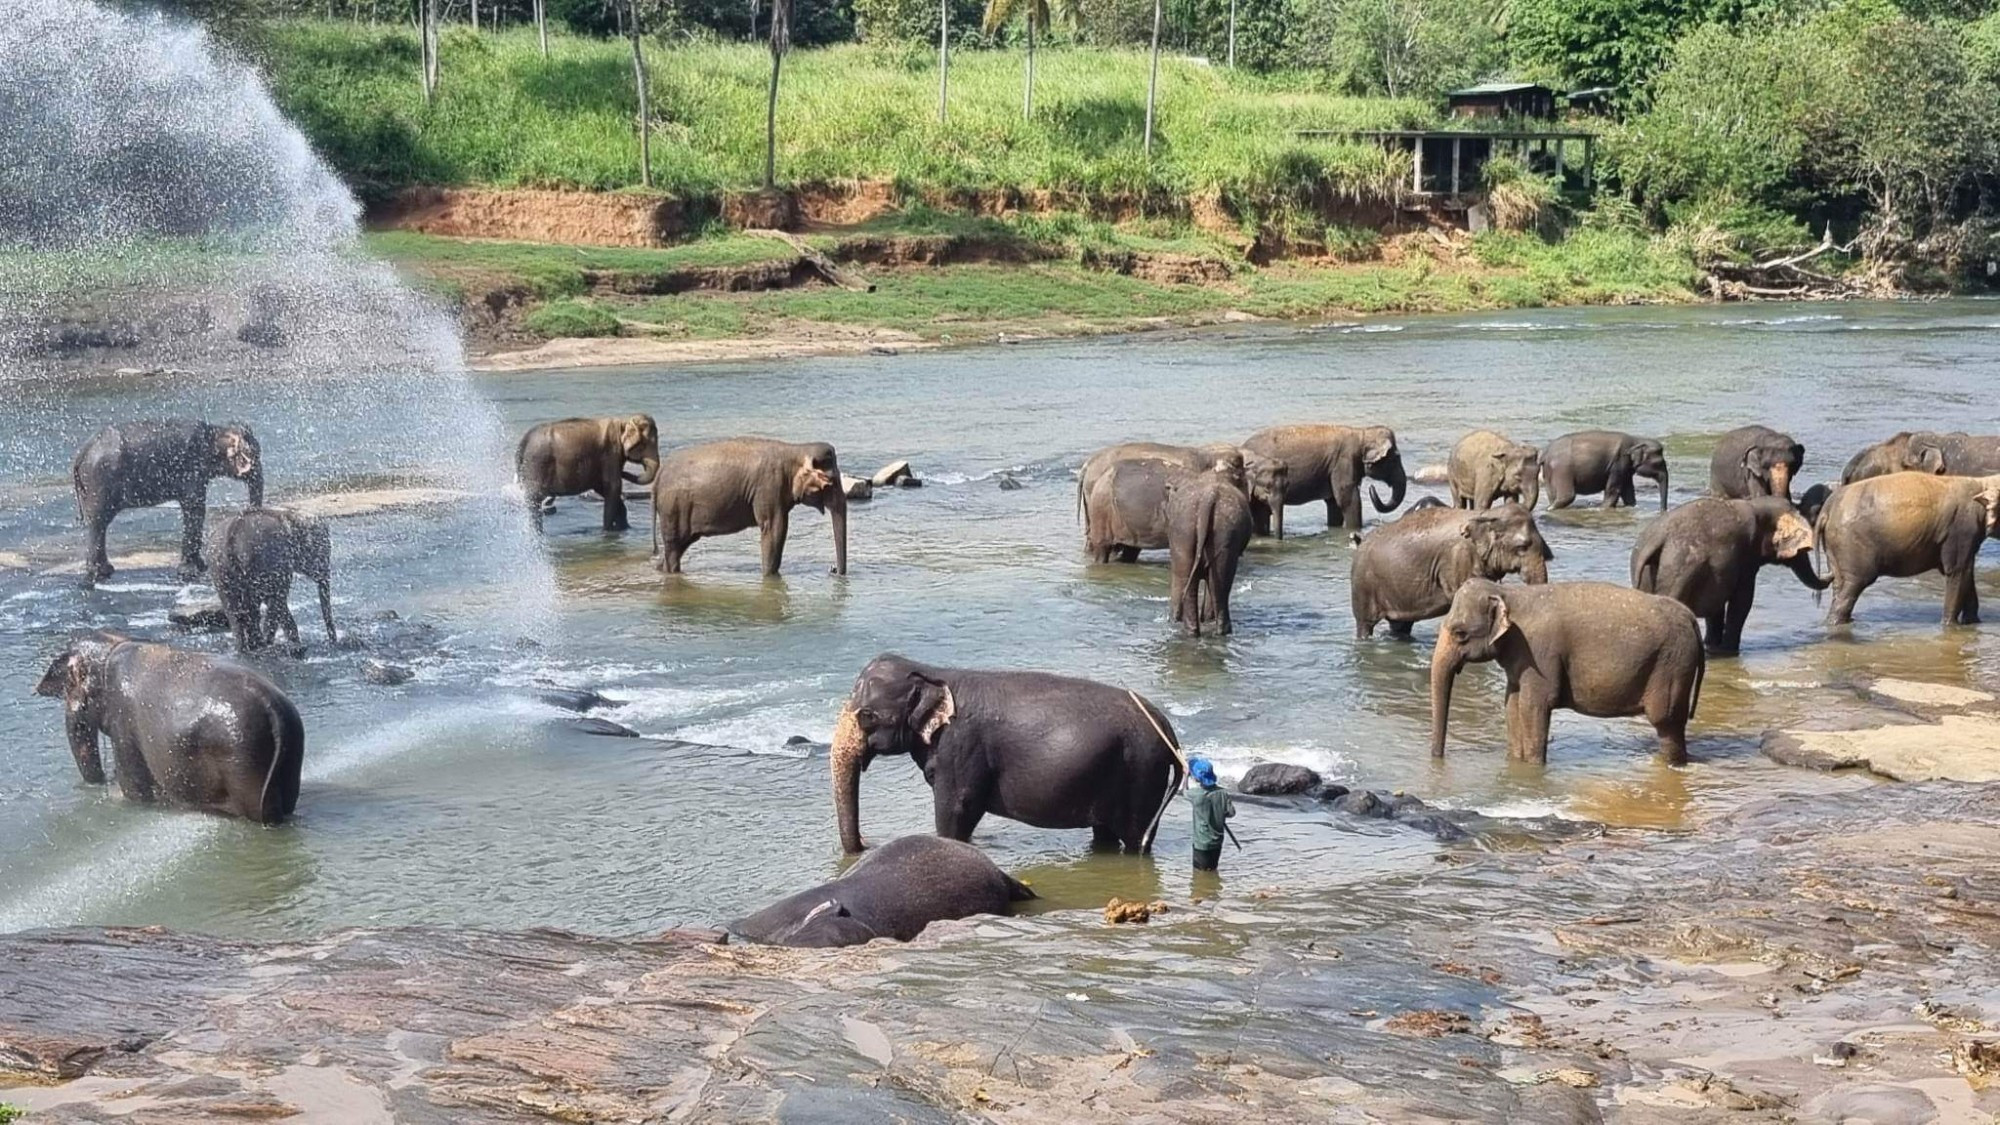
(1910, 438), (1947, 474)
(793, 461), (833, 500)
(1485, 593), (1512, 646)
(1769, 512), (1814, 559)
(1362, 430), (1395, 465)
(1980, 484), (2000, 533)
(915, 680), (956, 746)
(33, 650), (76, 698)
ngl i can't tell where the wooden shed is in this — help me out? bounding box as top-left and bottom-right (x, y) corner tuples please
(1446, 83), (1558, 121)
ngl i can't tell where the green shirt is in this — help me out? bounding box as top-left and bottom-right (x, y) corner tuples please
(1189, 785), (1235, 850)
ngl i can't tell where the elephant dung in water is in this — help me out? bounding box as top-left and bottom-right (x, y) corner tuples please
(1541, 430), (1669, 511)
(1842, 431), (2000, 483)
(651, 437), (848, 576)
(1241, 423), (1406, 533)
(1447, 431), (1541, 511)
(34, 635), (305, 822)
(1429, 579), (1704, 765)
(516, 415), (661, 532)
(1815, 472), (2000, 626)
(831, 655), (1185, 854)
(209, 507), (338, 653)
(1631, 496), (1825, 654)
(72, 418), (264, 586)
(1350, 503), (1551, 639)
(729, 835), (1035, 947)
(1709, 425), (1802, 502)
(1165, 471), (1253, 635)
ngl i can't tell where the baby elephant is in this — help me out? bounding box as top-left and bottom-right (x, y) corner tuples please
(1631, 497), (1825, 654)
(1816, 472), (2000, 625)
(1448, 431), (1541, 510)
(1430, 579), (1704, 766)
(729, 835), (1034, 948)
(1350, 503), (1551, 638)
(1542, 430), (1669, 511)
(516, 414), (660, 533)
(1710, 424), (1802, 502)
(35, 635), (305, 823)
(1166, 472), (1253, 635)
(209, 507), (337, 652)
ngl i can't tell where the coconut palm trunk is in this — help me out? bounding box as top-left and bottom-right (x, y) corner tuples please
(629, 0), (651, 188)
(938, 0), (951, 123)
(760, 0), (792, 189)
(1023, 17), (1034, 118)
(1143, 0), (1163, 156)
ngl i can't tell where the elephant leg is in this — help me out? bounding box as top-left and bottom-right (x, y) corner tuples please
(1091, 824), (1122, 851)
(176, 494), (208, 580)
(1647, 681), (1692, 766)
(602, 486), (628, 532)
(1548, 473), (1576, 510)
(1249, 499), (1272, 537)
(82, 503), (115, 585)
(1117, 546), (1140, 563)
(1719, 577), (1756, 653)
(275, 599), (301, 645)
(1615, 476), (1638, 508)
(1702, 612), (1727, 654)
(111, 736), (158, 804)
(758, 509), (789, 576)
(1503, 686), (1524, 757)
(1508, 674), (1553, 764)
(934, 791), (987, 843)
(523, 486), (547, 533)
(226, 598), (254, 652)
(1827, 574), (1869, 625)
(1212, 551), (1238, 635)
(1386, 619), (1413, 639)
(1945, 568), (1979, 626)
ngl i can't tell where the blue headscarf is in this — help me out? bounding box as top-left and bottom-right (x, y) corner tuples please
(1189, 757), (1218, 788)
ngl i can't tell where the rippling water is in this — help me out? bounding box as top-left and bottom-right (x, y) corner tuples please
(3, 300), (1999, 937)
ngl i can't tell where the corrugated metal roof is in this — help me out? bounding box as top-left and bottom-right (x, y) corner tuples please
(1447, 82), (1549, 96)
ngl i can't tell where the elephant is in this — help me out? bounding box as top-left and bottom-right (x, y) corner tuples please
(1709, 425), (1802, 502)
(1814, 472), (2000, 626)
(651, 438), (848, 576)
(34, 635), (305, 823)
(209, 507), (337, 652)
(1240, 424), (1407, 534)
(831, 654), (1186, 854)
(516, 414), (661, 532)
(729, 835), (1034, 948)
(1082, 459), (1232, 563)
(72, 418), (264, 585)
(1842, 431), (2000, 483)
(1630, 497), (1826, 654)
(1429, 579), (1705, 765)
(1165, 472), (1253, 635)
(1350, 503), (1552, 639)
(1447, 431), (1541, 510)
(1541, 430), (1669, 511)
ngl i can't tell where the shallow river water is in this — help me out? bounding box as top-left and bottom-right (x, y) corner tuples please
(4, 300), (1998, 941)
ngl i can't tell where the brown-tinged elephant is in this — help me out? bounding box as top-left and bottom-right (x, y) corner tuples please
(831, 655), (1185, 854)
(72, 418), (264, 586)
(1429, 579), (1704, 766)
(1709, 425), (1802, 502)
(1447, 431), (1541, 510)
(516, 414), (660, 533)
(209, 507), (337, 653)
(1166, 472), (1253, 635)
(1350, 503), (1551, 639)
(1083, 459), (1226, 563)
(1815, 472), (2000, 625)
(1076, 441), (1288, 535)
(1241, 424), (1406, 534)
(650, 438), (848, 576)
(1842, 431), (2000, 483)
(1631, 497), (1825, 654)
(34, 635), (304, 823)
(1541, 430), (1668, 511)
(729, 835), (1034, 948)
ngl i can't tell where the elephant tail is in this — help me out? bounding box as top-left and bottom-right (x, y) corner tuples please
(1003, 873), (1037, 902)
(1075, 471), (1087, 526)
(258, 705), (305, 825)
(1809, 499), (1834, 600)
(1127, 690), (1187, 853)
(1688, 645), (1706, 722)
(1631, 537), (1662, 593)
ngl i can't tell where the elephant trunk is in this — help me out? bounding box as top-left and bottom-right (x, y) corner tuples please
(1429, 634), (1460, 757)
(1789, 551), (1831, 592)
(1271, 491), (1285, 540)
(318, 579), (338, 642)
(831, 706), (866, 853)
(631, 452), (660, 487)
(1369, 458), (1407, 513)
(1522, 552), (1549, 585)
(243, 467), (265, 509)
(1769, 461), (1792, 503)
(1519, 469), (1540, 512)
(1656, 464), (1669, 511)
(826, 478), (849, 575)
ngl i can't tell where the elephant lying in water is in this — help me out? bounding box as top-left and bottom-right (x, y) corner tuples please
(651, 437), (848, 576)
(1815, 472), (2000, 625)
(1541, 430), (1668, 511)
(1241, 423), (1407, 532)
(832, 655), (1185, 854)
(72, 418), (264, 585)
(209, 507), (337, 652)
(729, 836), (1034, 947)
(1448, 431), (1541, 510)
(1631, 497), (1824, 654)
(1842, 431), (2000, 483)
(1350, 503), (1551, 638)
(34, 636), (305, 823)
(1709, 425), (1802, 502)
(516, 414), (660, 532)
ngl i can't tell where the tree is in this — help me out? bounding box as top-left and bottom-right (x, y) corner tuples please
(983, 0), (1080, 118)
(417, 0), (440, 102)
(534, 0), (548, 54)
(1143, 0), (1162, 155)
(628, 0), (651, 187)
(755, 0), (793, 186)
(1327, 0), (1499, 100)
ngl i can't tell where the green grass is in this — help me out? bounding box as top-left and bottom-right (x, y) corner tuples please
(362, 230), (796, 272)
(0, 1103), (22, 1123)
(522, 298), (622, 337)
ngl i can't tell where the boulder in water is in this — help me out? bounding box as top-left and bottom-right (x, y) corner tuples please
(535, 687), (619, 713)
(361, 660), (414, 686)
(996, 474), (1024, 491)
(571, 716), (641, 738)
(870, 460), (918, 488)
(840, 475), (874, 501)
(1238, 763), (1321, 795)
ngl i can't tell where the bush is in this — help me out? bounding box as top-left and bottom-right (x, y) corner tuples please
(1482, 154), (1558, 232)
(524, 299), (621, 337)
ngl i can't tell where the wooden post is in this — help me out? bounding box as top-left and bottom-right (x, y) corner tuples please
(938, 0), (950, 124)
(1555, 138), (1565, 186)
(1584, 137), (1595, 189)
(1451, 137), (1461, 196)
(1412, 137), (1424, 194)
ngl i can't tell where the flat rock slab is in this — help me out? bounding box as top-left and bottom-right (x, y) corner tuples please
(1765, 714), (2000, 782)
(287, 487), (471, 519)
(1863, 677), (1997, 712)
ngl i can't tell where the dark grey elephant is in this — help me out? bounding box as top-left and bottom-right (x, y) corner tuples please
(1350, 503), (1551, 639)
(1165, 472), (1253, 635)
(831, 655), (1185, 854)
(209, 507), (337, 652)
(1842, 431), (2000, 483)
(1082, 459), (1229, 563)
(729, 836), (1034, 948)
(516, 414), (661, 532)
(1448, 431), (1541, 510)
(1430, 579), (1705, 766)
(1815, 472), (2000, 625)
(1709, 425), (1802, 502)
(1541, 430), (1668, 511)
(72, 418), (264, 585)
(34, 635), (304, 823)
(1631, 497), (1824, 654)
(651, 438), (848, 576)
(1241, 424), (1406, 533)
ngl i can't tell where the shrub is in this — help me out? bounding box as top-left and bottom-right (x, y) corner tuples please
(524, 299), (621, 337)
(1482, 154), (1558, 232)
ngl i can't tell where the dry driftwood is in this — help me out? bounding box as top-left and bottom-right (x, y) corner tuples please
(745, 228), (876, 292)
(1701, 227), (1866, 301)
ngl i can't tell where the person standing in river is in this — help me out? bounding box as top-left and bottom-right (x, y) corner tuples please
(1187, 758), (1236, 873)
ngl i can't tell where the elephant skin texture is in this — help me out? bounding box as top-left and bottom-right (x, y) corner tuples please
(1541, 430), (1669, 511)
(208, 507), (337, 653)
(1241, 423), (1406, 534)
(516, 415), (660, 533)
(1082, 458), (1229, 563)
(1709, 425), (1802, 502)
(832, 655), (1186, 854)
(650, 437), (848, 576)
(1165, 472), (1253, 635)
(1815, 472), (2000, 625)
(1631, 496), (1825, 654)
(1447, 431), (1541, 511)
(1842, 431), (2000, 483)
(1430, 579), (1704, 766)
(729, 836), (1034, 948)
(72, 417), (264, 586)
(1077, 441), (1277, 550)
(34, 636), (304, 823)
(1350, 503), (1552, 639)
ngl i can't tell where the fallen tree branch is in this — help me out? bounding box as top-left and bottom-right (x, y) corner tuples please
(745, 228), (875, 292)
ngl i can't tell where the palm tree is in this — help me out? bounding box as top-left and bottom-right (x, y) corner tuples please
(755, 0), (793, 187)
(1143, 0), (1162, 156)
(628, 0), (651, 188)
(982, 0), (1080, 119)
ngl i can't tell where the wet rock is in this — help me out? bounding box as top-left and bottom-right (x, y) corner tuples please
(1763, 714), (2000, 781)
(785, 734), (811, 745)
(570, 716), (641, 738)
(1313, 783), (1352, 802)
(1238, 763), (1321, 796)
(1395, 812), (1471, 841)
(1413, 462), (1450, 485)
(839, 474), (874, 501)
(168, 597), (230, 634)
(535, 687), (620, 713)
(1331, 790), (1389, 818)
(996, 474), (1024, 491)
(870, 460), (916, 487)
(0, 1026), (151, 1079)
(360, 660), (413, 686)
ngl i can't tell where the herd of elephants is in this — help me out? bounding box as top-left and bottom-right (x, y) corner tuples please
(29, 412), (2000, 946)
